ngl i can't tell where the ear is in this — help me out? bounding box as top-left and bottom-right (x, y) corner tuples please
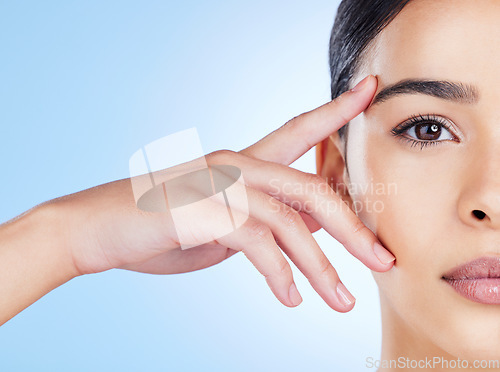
(315, 131), (353, 207)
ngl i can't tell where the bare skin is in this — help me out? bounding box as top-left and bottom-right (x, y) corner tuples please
(0, 75), (395, 326)
(317, 0), (500, 370)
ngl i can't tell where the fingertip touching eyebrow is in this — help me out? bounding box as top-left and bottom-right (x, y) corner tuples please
(371, 79), (479, 106)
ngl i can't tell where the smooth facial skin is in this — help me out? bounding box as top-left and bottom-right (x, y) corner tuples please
(317, 0), (500, 367)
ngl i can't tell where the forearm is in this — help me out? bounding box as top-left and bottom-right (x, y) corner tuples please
(0, 203), (79, 325)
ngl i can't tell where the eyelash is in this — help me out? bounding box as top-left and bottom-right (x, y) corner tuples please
(390, 113), (458, 150)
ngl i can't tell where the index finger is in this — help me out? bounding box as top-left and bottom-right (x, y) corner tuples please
(240, 74), (378, 165)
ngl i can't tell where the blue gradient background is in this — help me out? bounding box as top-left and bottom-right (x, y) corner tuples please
(0, 1), (382, 371)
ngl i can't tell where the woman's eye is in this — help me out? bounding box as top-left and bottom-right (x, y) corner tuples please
(391, 114), (459, 150)
(405, 122), (454, 141)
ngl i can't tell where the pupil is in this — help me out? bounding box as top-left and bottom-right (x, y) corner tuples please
(416, 123), (441, 140)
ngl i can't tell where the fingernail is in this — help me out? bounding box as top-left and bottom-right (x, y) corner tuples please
(349, 75), (372, 92)
(336, 282), (355, 306)
(373, 241), (396, 265)
(288, 282), (303, 306)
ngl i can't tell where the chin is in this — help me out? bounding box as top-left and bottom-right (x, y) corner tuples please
(426, 288), (500, 361)
(440, 306), (500, 361)
(377, 270), (500, 362)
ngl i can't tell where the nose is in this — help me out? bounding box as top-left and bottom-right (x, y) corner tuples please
(457, 141), (500, 230)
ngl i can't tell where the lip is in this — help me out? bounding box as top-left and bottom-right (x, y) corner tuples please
(442, 256), (500, 305)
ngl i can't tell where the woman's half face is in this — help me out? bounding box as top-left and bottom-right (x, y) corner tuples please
(321, 0), (500, 360)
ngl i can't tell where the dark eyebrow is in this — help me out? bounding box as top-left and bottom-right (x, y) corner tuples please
(371, 79), (479, 106)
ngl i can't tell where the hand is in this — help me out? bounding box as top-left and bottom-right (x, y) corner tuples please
(52, 74), (395, 313)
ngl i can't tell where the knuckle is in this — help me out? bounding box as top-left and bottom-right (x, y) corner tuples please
(207, 149), (236, 164)
(265, 258), (291, 281)
(276, 258), (291, 277)
(352, 219), (369, 235)
(279, 205), (301, 229)
(280, 113), (306, 139)
(283, 114), (301, 130)
(303, 172), (327, 188)
(317, 258), (335, 280)
(245, 219), (272, 243)
(331, 96), (351, 122)
(333, 93), (345, 105)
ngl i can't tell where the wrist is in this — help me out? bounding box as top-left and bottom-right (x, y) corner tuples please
(29, 202), (82, 281)
(45, 193), (116, 276)
(0, 201), (80, 324)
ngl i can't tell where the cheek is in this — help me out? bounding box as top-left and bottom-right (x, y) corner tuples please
(345, 120), (457, 263)
(345, 121), (453, 306)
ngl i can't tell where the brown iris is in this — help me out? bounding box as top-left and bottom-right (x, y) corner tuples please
(415, 123), (441, 140)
